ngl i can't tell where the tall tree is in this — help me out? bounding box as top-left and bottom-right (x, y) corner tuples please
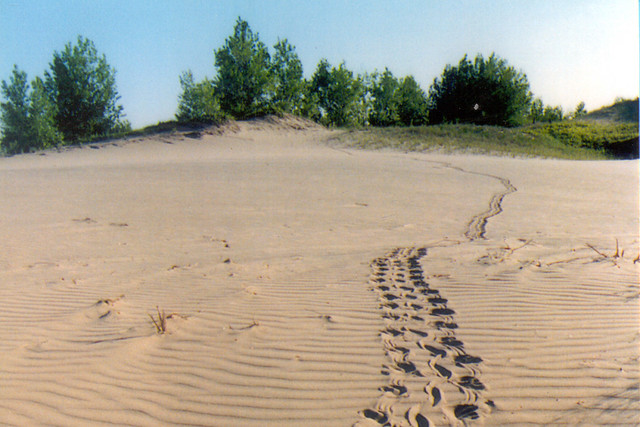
(368, 68), (399, 126)
(528, 98), (544, 123)
(572, 101), (587, 119)
(214, 18), (272, 119)
(428, 53), (532, 126)
(28, 76), (62, 148)
(308, 59), (362, 127)
(45, 36), (126, 140)
(395, 75), (428, 126)
(270, 38), (304, 115)
(0, 66), (31, 153)
(1, 66), (61, 154)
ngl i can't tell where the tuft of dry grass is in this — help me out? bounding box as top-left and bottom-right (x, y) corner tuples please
(149, 306), (168, 334)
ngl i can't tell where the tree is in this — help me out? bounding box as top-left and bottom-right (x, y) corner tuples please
(45, 36), (126, 141)
(308, 59), (363, 127)
(176, 70), (223, 123)
(28, 76), (62, 148)
(368, 68), (399, 126)
(214, 18), (273, 119)
(395, 76), (428, 126)
(528, 98), (544, 123)
(572, 101), (587, 119)
(1, 66), (61, 154)
(1, 66), (31, 153)
(270, 39), (304, 115)
(427, 53), (532, 126)
(542, 105), (564, 123)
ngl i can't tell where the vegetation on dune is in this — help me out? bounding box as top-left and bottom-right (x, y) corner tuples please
(578, 97), (639, 124)
(2, 17), (637, 159)
(1, 36), (129, 155)
(427, 53), (533, 127)
(331, 122), (638, 160)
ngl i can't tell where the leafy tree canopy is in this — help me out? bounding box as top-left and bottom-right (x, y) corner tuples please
(271, 38), (305, 115)
(1, 66), (61, 154)
(214, 18), (273, 119)
(176, 70), (223, 123)
(45, 36), (127, 141)
(395, 75), (428, 126)
(427, 53), (532, 127)
(368, 68), (400, 126)
(308, 59), (363, 127)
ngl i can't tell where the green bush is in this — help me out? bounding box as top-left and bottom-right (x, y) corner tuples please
(525, 121), (638, 153)
(176, 70), (224, 124)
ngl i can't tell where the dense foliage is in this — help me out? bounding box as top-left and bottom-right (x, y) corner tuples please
(177, 18), (618, 138)
(175, 71), (222, 123)
(307, 59), (364, 127)
(1, 37), (128, 154)
(45, 36), (127, 141)
(270, 39), (305, 115)
(213, 19), (273, 119)
(367, 69), (428, 126)
(427, 53), (533, 127)
(1, 66), (62, 154)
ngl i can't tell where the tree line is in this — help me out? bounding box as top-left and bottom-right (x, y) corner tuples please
(2, 18), (586, 155)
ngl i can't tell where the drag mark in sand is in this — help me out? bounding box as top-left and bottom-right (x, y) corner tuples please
(357, 247), (493, 426)
(407, 156), (517, 241)
(463, 173), (516, 241)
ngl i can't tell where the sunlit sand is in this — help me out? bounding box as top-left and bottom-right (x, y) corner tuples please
(0, 116), (637, 425)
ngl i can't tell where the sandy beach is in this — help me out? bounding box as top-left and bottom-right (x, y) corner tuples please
(0, 117), (637, 426)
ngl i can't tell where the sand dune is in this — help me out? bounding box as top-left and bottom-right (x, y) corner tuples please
(0, 118), (637, 426)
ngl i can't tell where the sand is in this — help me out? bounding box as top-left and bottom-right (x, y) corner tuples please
(0, 116), (637, 426)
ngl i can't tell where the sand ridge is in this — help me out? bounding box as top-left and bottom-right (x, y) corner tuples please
(0, 120), (637, 425)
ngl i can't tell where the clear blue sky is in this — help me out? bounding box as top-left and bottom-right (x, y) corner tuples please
(1, 0), (638, 128)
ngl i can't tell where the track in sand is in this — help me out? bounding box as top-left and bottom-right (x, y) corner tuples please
(357, 164), (516, 426)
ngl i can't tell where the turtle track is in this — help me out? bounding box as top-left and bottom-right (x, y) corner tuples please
(357, 247), (493, 426)
(464, 174), (516, 241)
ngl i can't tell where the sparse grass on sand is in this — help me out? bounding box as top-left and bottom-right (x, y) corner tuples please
(329, 122), (638, 160)
(149, 306), (169, 334)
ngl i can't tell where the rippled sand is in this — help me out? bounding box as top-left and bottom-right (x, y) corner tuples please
(0, 117), (637, 426)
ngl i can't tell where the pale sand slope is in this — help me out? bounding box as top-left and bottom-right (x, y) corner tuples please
(0, 118), (637, 426)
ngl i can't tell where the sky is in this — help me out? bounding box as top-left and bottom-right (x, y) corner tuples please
(1, 0), (638, 129)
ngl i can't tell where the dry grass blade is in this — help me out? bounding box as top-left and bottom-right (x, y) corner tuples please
(149, 306), (168, 334)
(585, 243), (608, 258)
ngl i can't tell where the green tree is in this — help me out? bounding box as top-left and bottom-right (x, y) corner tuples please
(428, 53), (532, 126)
(528, 97), (544, 123)
(572, 101), (587, 119)
(214, 18), (273, 119)
(270, 39), (304, 115)
(308, 59), (362, 127)
(176, 70), (223, 123)
(368, 68), (399, 126)
(1, 66), (31, 153)
(542, 105), (564, 123)
(45, 36), (126, 141)
(28, 76), (63, 148)
(1, 66), (61, 154)
(395, 75), (428, 126)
